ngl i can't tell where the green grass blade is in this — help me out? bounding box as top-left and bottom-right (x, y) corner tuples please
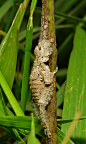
(57, 127), (74, 144)
(0, 71), (24, 116)
(21, 0), (37, 112)
(0, 116), (74, 144)
(57, 108), (63, 117)
(0, 104), (22, 141)
(56, 82), (60, 90)
(58, 115), (86, 125)
(58, 33), (73, 55)
(55, 1), (86, 25)
(0, 101), (14, 116)
(0, 101), (25, 141)
(1, 114), (86, 140)
(27, 113), (41, 144)
(0, 116), (45, 137)
(57, 0), (77, 13)
(0, 0), (30, 89)
(0, 30), (6, 36)
(0, 97), (24, 142)
(0, 30), (34, 63)
(54, 0), (64, 10)
(0, 0), (14, 20)
(55, 24), (74, 29)
(62, 26), (86, 143)
(57, 82), (66, 108)
(55, 11), (86, 23)
(0, 134), (10, 143)
(0, 89), (22, 141)
(56, 68), (67, 77)
(18, 27), (40, 42)
(57, 16), (86, 61)
(1, 126), (22, 142)
(0, 71), (26, 137)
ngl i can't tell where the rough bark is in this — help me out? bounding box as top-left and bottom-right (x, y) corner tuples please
(43, 0), (57, 143)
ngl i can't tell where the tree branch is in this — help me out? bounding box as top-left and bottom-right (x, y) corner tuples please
(43, 0), (57, 143)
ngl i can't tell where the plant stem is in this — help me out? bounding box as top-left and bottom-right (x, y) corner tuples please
(55, 11), (86, 23)
(43, 0), (57, 143)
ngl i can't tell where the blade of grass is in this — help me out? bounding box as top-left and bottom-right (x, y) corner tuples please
(0, 134), (10, 143)
(0, 0), (29, 134)
(56, 68), (67, 77)
(18, 27), (40, 42)
(0, 71), (26, 141)
(55, 0), (86, 25)
(0, 116), (42, 135)
(1, 114), (86, 141)
(21, 0), (37, 112)
(58, 33), (73, 55)
(54, 0), (65, 11)
(0, 30), (34, 63)
(0, 0), (14, 20)
(0, 126), (21, 142)
(62, 26), (86, 143)
(0, 115), (77, 143)
(1, 91), (25, 142)
(0, 101), (26, 141)
(57, 127), (74, 144)
(27, 113), (41, 144)
(56, 82), (60, 90)
(58, 16), (86, 56)
(32, 31), (40, 40)
(58, 115), (86, 125)
(0, 71), (24, 116)
(57, 108), (63, 117)
(57, 82), (66, 108)
(61, 111), (82, 144)
(55, 24), (74, 29)
(57, 0), (77, 13)
(0, 0), (30, 89)
(55, 11), (86, 23)
(0, 30), (6, 36)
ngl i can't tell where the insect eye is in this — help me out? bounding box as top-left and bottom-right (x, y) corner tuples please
(39, 47), (41, 50)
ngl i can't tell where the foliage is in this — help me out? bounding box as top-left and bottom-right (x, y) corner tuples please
(0, 0), (86, 144)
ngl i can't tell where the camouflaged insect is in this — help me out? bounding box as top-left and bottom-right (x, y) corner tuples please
(29, 0), (57, 138)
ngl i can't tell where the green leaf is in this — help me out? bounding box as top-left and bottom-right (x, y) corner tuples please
(18, 27), (40, 42)
(57, 127), (74, 144)
(62, 26), (86, 143)
(0, 30), (34, 63)
(0, 115), (45, 138)
(55, 11), (86, 23)
(0, 0), (14, 20)
(0, 71), (24, 116)
(0, 72), (26, 137)
(0, 101), (22, 141)
(27, 113), (41, 144)
(21, 0), (37, 112)
(0, 134), (10, 143)
(0, 100), (14, 116)
(57, 108), (63, 117)
(58, 115), (86, 125)
(57, 81), (66, 107)
(55, 1), (86, 25)
(0, 0), (30, 89)
(58, 33), (73, 54)
(56, 69), (67, 77)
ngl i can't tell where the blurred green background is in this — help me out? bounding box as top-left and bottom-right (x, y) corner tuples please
(0, 0), (86, 143)
(0, 0), (86, 115)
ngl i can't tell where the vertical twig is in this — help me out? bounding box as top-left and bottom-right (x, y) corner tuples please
(43, 0), (57, 143)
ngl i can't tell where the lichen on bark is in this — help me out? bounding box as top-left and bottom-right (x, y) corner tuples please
(43, 0), (57, 143)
